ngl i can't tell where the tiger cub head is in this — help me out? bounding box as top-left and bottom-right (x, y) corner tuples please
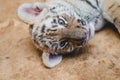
(17, 2), (95, 68)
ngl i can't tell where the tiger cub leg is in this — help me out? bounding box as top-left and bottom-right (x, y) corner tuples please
(108, 4), (120, 33)
(103, 0), (120, 33)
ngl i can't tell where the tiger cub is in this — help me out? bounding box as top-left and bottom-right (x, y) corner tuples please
(17, 0), (120, 68)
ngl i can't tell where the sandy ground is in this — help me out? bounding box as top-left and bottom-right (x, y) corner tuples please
(0, 0), (120, 80)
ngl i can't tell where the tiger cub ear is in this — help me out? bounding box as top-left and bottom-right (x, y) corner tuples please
(17, 2), (48, 24)
(42, 52), (63, 68)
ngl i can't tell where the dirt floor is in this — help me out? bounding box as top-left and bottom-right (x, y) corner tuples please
(0, 0), (120, 80)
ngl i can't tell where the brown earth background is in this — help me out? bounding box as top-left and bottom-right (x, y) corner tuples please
(0, 0), (120, 80)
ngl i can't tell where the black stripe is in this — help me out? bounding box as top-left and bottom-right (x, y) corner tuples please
(29, 24), (34, 29)
(41, 25), (46, 33)
(81, 0), (98, 9)
(33, 39), (39, 45)
(33, 34), (39, 45)
(52, 25), (58, 28)
(33, 34), (37, 39)
(113, 17), (118, 22)
(52, 19), (57, 23)
(44, 44), (49, 48)
(112, 5), (120, 13)
(96, 0), (99, 6)
(108, 3), (116, 9)
(29, 25), (33, 35)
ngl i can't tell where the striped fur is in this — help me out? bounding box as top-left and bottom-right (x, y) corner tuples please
(17, 0), (120, 68)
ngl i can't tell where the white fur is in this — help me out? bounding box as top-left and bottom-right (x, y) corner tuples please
(89, 22), (95, 39)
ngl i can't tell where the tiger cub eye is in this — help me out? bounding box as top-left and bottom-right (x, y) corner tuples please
(58, 19), (66, 25)
(60, 40), (68, 47)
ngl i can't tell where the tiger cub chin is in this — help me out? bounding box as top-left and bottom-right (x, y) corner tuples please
(17, 0), (120, 68)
